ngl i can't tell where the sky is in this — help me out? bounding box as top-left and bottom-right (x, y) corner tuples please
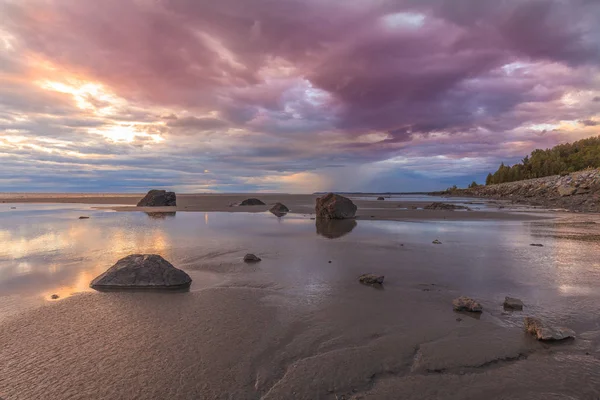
(1, 0), (599, 193)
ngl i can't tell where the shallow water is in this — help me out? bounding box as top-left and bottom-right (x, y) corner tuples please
(1, 203), (600, 399)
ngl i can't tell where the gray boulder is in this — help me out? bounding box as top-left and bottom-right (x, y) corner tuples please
(315, 193), (357, 219)
(244, 253), (261, 263)
(524, 317), (575, 341)
(452, 296), (483, 312)
(137, 190), (176, 207)
(359, 274), (384, 285)
(269, 202), (289, 216)
(240, 198), (266, 206)
(90, 254), (191, 290)
(503, 296), (524, 310)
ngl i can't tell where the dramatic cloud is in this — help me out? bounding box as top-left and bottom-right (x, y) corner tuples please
(0, 0), (599, 192)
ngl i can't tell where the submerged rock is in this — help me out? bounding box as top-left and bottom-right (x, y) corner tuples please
(524, 317), (575, 341)
(315, 193), (357, 219)
(503, 296), (524, 310)
(359, 274), (384, 285)
(243, 253), (261, 263)
(240, 198), (266, 206)
(377, 196), (385, 201)
(269, 202), (289, 217)
(424, 202), (470, 211)
(90, 254), (191, 290)
(452, 296), (483, 312)
(137, 190), (176, 207)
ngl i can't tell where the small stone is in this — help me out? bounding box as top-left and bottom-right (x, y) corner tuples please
(10, 207), (16, 209)
(456, 318), (462, 322)
(243, 253), (261, 263)
(377, 197), (385, 201)
(358, 274), (384, 285)
(328, 260), (332, 263)
(79, 216), (90, 219)
(530, 243), (544, 247)
(452, 296), (483, 312)
(524, 317), (575, 341)
(503, 296), (524, 310)
(50, 294), (59, 299)
(432, 239), (442, 244)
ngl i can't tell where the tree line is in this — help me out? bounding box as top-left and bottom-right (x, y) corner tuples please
(485, 136), (600, 185)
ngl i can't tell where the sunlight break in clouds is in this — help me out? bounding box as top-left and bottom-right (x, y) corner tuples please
(0, 0), (599, 192)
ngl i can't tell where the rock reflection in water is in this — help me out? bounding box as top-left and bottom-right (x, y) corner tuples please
(145, 212), (177, 219)
(315, 218), (357, 239)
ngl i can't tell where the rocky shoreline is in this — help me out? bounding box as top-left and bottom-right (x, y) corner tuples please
(433, 168), (600, 213)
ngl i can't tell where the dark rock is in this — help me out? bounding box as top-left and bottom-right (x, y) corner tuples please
(359, 274), (384, 285)
(452, 296), (482, 312)
(530, 243), (544, 247)
(10, 207), (16, 209)
(377, 197), (385, 201)
(137, 190), (176, 207)
(424, 202), (470, 211)
(503, 296), (524, 310)
(90, 254), (191, 290)
(78, 216), (90, 219)
(524, 317), (575, 341)
(240, 198), (266, 206)
(432, 239), (442, 244)
(50, 294), (59, 299)
(269, 202), (289, 217)
(315, 193), (357, 219)
(145, 212), (176, 219)
(243, 253), (261, 263)
(316, 218), (357, 239)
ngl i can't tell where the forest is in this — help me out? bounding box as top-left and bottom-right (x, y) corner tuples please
(485, 136), (600, 185)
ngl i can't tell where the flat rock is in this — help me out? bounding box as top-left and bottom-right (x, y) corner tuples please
(424, 202), (470, 211)
(503, 296), (524, 310)
(530, 243), (544, 247)
(359, 274), (384, 285)
(239, 198), (266, 206)
(315, 193), (357, 219)
(452, 296), (482, 312)
(90, 254), (191, 290)
(269, 202), (289, 216)
(524, 317), (575, 341)
(557, 185), (577, 197)
(78, 216), (90, 219)
(243, 253), (261, 263)
(377, 196), (385, 201)
(137, 190), (176, 207)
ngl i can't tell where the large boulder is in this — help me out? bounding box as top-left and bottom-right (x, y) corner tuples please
(269, 202), (289, 217)
(239, 198), (266, 206)
(137, 190), (176, 207)
(315, 193), (357, 219)
(90, 254), (191, 290)
(557, 185), (576, 197)
(524, 317), (575, 341)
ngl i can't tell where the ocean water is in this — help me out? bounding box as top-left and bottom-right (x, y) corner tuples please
(1, 202), (600, 399)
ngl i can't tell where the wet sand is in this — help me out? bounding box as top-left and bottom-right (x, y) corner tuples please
(1, 199), (599, 399)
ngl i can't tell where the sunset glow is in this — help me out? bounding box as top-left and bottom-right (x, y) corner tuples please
(0, 0), (599, 192)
